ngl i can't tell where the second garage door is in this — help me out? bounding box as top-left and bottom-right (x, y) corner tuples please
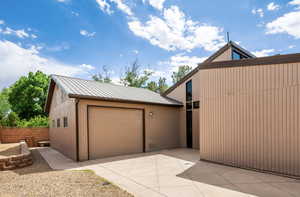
(88, 106), (144, 160)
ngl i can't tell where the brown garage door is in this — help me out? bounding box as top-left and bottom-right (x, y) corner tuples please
(88, 106), (144, 160)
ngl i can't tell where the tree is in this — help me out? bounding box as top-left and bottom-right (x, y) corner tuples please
(171, 65), (192, 84)
(92, 66), (112, 83)
(157, 77), (168, 94)
(121, 59), (153, 88)
(147, 77), (168, 94)
(0, 88), (11, 119)
(8, 71), (50, 120)
(147, 81), (158, 92)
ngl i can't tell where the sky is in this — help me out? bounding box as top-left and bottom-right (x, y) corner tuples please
(0, 0), (300, 89)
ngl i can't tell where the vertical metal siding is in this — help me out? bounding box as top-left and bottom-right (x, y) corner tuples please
(199, 63), (300, 177)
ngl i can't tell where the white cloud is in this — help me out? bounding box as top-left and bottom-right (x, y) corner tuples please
(71, 11), (79, 16)
(46, 42), (70, 52)
(252, 8), (264, 17)
(289, 0), (300, 9)
(162, 53), (207, 71)
(79, 64), (95, 70)
(110, 0), (133, 16)
(31, 34), (37, 39)
(128, 6), (225, 52)
(252, 49), (275, 57)
(132, 49), (139, 54)
(288, 45), (296, 49)
(148, 0), (165, 10)
(96, 0), (113, 14)
(0, 20), (4, 25)
(80, 30), (96, 37)
(266, 11), (300, 38)
(267, 2), (280, 11)
(157, 53), (207, 83)
(95, 0), (133, 16)
(0, 40), (90, 89)
(56, 0), (69, 3)
(0, 27), (32, 39)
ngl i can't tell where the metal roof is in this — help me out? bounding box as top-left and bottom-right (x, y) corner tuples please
(49, 75), (182, 107)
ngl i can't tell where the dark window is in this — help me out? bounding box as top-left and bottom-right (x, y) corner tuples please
(63, 117), (68, 128)
(193, 101), (200, 109)
(52, 120), (55, 128)
(186, 80), (192, 102)
(186, 102), (193, 110)
(57, 118), (60, 128)
(232, 50), (248, 60)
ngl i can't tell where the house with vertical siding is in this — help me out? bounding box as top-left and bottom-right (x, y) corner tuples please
(45, 41), (300, 177)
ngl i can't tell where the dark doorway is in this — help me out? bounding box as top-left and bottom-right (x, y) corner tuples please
(186, 111), (193, 148)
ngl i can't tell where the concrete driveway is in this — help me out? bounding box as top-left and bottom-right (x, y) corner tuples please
(39, 148), (300, 197)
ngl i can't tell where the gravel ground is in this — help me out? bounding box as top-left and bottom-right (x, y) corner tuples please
(0, 149), (134, 197)
(0, 143), (20, 157)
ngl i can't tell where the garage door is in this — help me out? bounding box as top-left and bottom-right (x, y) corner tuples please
(88, 106), (144, 160)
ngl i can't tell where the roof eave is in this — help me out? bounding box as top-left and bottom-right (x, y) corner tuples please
(68, 94), (183, 107)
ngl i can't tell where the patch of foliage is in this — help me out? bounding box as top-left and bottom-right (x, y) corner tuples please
(171, 65), (192, 84)
(16, 115), (49, 128)
(121, 59), (153, 88)
(8, 71), (50, 120)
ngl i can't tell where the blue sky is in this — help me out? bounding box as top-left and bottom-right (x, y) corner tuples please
(0, 0), (299, 89)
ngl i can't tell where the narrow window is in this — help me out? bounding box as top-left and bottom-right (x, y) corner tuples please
(52, 120), (55, 128)
(57, 118), (60, 128)
(63, 117), (68, 128)
(186, 80), (192, 102)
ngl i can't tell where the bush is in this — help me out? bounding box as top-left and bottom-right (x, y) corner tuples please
(17, 116), (49, 128)
(0, 112), (19, 127)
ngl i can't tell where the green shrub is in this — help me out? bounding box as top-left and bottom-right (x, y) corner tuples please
(0, 112), (19, 127)
(17, 116), (49, 128)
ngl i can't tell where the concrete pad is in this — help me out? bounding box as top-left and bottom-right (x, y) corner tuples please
(39, 147), (299, 197)
(38, 147), (79, 170)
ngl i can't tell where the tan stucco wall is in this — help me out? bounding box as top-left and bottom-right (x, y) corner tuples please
(212, 47), (232, 62)
(199, 62), (300, 177)
(49, 85), (77, 160)
(77, 100), (180, 161)
(166, 73), (200, 149)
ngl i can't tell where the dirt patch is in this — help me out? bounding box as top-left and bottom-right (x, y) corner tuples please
(0, 149), (134, 197)
(0, 143), (20, 157)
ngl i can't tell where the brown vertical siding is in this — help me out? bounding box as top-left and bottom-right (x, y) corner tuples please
(78, 100), (180, 161)
(49, 85), (77, 160)
(167, 73), (200, 149)
(199, 62), (300, 177)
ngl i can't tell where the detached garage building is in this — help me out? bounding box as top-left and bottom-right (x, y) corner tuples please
(46, 41), (300, 177)
(45, 75), (182, 161)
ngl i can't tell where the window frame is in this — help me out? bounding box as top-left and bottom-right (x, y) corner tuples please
(63, 117), (68, 128)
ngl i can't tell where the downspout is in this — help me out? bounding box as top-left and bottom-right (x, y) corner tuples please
(75, 99), (79, 162)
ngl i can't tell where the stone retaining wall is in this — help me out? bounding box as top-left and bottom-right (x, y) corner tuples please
(0, 141), (33, 170)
